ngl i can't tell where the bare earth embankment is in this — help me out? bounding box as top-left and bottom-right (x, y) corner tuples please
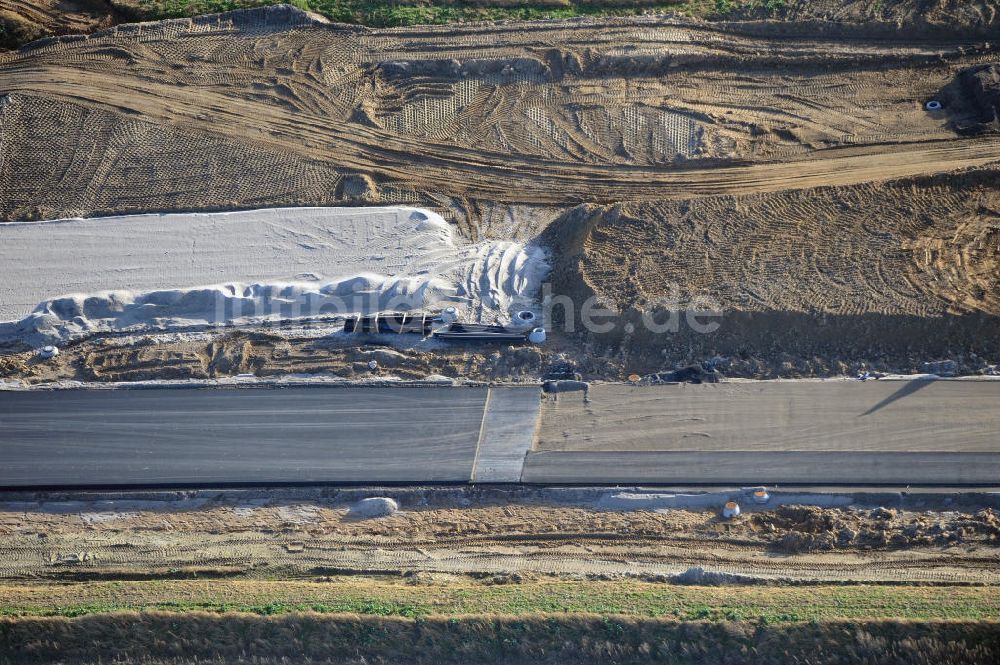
(0, 5), (998, 378)
(1, 490), (999, 585)
(0, 1), (121, 49)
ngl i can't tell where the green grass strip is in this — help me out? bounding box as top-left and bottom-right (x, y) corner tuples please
(1, 579), (998, 622)
(114, 0), (785, 28)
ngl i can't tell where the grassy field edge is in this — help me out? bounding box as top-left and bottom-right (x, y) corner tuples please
(2, 579), (999, 622)
(2, 611), (1000, 664)
(111, 0), (742, 30)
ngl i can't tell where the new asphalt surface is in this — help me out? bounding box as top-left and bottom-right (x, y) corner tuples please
(527, 380), (1000, 485)
(0, 386), (489, 487)
(2, 381), (998, 488)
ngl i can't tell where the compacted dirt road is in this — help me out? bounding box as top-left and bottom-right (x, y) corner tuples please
(1, 490), (998, 585)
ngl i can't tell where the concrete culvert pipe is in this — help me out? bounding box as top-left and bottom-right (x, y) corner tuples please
(440, 307), (459, 323)
(528, 327), (546, 343)
(508, 310), (538, 330)
(925, 100), (943, 111)
(37, 345), (59, 359)
(349, 497), (398, 518)
(722, 501), (741, 519)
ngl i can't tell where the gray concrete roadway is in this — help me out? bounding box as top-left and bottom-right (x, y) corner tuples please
(0, 386), (489, 487)
(1, 380), (998, 488)
(528, 380), (1000, 485)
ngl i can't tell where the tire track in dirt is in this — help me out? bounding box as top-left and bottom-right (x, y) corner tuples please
(1, 9), (998, 214)
(3, 68), (998, 204)
(2, 501), (997, 584)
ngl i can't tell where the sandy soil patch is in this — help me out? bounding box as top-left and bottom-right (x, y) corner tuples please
(0, 330), (557, 384)
(0, 1), (119, 49)
(0, 494), (997, 584)
(0, 8), (996, 221)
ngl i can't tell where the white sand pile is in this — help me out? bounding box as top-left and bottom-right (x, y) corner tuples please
(0, 207), (549, 345)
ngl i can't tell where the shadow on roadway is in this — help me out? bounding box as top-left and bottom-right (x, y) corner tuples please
(859, 377), (938, 417)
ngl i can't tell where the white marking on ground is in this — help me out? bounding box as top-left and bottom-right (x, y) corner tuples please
(0, 207), (549, 344)
(472, 387), (542, 483)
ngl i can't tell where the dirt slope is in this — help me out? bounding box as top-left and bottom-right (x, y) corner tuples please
(1, 8), (998, 222)
(772, 0), (1000, 29)
(0, 6), (997, 373)
(0, 1), (120, 49)
(554, 172), (1000, 319)
(542, 168), (1000, 372)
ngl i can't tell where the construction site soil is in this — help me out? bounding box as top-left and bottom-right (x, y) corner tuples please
(1, 5), (998, 378)
(0, 1), (121, 50)
(1, 491), (998, 584)
(4, 2), (1000, 50)
(0, 331), (559, 384)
